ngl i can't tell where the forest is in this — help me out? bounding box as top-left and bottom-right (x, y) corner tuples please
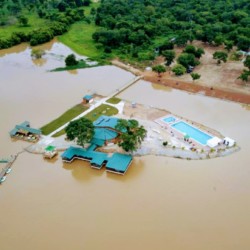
(93, 0), (250, 60)
(0, 0), (91, 48)
(0, 0), (249, 58)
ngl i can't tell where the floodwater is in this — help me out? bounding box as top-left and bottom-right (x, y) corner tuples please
(0, 41), (250, 250)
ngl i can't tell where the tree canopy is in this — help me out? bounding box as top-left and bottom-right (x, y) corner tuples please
(115, 119), (147, 152)
(65, 117), (94, 147)
(65, 54), (78, 66)
(93, 0), (250, 58)
(213, 51), (228, 65)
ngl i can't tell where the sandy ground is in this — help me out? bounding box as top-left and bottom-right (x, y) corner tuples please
(112, 41), (250, 104)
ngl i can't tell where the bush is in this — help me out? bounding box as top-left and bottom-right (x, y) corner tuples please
(163, 141), (168, 146)
(65, 54), (78, 66)
(172, 64), (186, 76)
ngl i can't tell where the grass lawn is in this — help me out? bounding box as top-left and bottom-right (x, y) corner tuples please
(41, 104), (88, 135)
(53, 104), (118, 137)
(85, 104), (118, 122)
(106, 97), (121, 104)
(58, 21), (102, 59)
(0, 13), (48, 39)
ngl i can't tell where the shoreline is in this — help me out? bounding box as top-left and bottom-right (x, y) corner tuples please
(112, 59), (250, 105)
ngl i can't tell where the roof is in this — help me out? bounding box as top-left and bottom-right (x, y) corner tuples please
(61, 146), (132, 173)
(45, 145), (56, 152)
(9, 121), (41, 136)
(93, 128), (117, 141)
(83, 95), (93, 100)
(224, 137), (235, 147)
(93, 115), (119, 130)
(106, 153), (132, 173)
(207, 137), (222, 148)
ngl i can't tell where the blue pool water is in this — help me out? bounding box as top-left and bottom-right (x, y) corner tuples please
(171, 121), (212, 145)
(163, 116), (176, 123)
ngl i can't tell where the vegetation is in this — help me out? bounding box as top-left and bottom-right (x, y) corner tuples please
(177, 53), (199, 69)
(152, 65), (166, 76)
(106, 97), (121, 104)
(50, 59), (96, 72)
(84, 104), (118, 122)
(115, 119), (147, 152)
(0, 0), (91, 49)
(65, 117), (94, 147)
(238, 69), (250, 82)
(93, 0), (250, 62)
(191, 73), (201, 81)
(31, 48), (45, 59)
(40, 104), (88, 135)
(65, 54), (78, 66)
(162, 50), (175, 66)
(172, 64), (186, 76)
(213, 51), (228, 64)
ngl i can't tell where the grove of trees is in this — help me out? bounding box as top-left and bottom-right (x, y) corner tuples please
(0, 0), (88, 49)
(115, 119), (147, 152)
(93, 0), (250, 59)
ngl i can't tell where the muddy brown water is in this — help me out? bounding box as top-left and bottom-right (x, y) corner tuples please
(0, 42), (250, 250)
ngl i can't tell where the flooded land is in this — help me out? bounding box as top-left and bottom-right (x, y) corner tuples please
(0, 41), (250, 250)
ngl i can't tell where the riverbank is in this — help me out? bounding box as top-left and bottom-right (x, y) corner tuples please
(112, 59), (250, 105)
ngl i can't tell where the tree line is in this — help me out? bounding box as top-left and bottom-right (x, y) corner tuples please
(0, 0), (91, 49)
(92, 0), (250, 59)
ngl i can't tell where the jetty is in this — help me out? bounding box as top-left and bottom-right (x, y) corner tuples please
(48, 76), (142, 137)
(0, 152), (23, 184)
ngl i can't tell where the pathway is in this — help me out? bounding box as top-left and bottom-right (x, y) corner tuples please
(48, 76), (142, 137)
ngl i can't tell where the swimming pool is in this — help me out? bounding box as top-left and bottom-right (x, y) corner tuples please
(171, 121), (212, 145)
(162, 116), (176, 124)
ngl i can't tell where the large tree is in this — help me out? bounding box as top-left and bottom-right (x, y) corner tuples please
(65, 54), (78, 66)
(152, 64), (166, 76)
(162, 50), (175, 66)
(177, 53), (199, 69)
(213, 51), (228, 65)
(172, 64), (186, 76)
(244, 56), (250, 70)
(65, 117), (94, 147)
(115, 119), (147, 152)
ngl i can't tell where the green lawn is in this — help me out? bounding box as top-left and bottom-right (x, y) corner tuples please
(53, 104), (118, 137)
(106, 97), (121, 104)
(58, 21), (102, 59)
(0, 13), (48, 39)
(40, 104), (88, 135)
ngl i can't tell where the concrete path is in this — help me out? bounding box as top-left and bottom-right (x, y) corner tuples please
(47, 76), (142, 137)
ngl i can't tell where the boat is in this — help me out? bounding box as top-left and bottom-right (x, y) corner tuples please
(6, 168), (12, 174)
(0, 176), (7, 184)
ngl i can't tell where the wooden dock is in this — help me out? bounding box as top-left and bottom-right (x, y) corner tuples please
(0, 152), (23, 184)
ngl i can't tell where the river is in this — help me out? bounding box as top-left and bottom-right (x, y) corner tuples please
(0, 41), (250, 250)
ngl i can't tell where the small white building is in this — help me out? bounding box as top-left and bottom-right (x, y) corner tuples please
(223, 137), (235, 147)
(207, 137), (222, 148)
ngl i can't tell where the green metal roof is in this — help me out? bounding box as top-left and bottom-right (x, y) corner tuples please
(83, 95), (93, 100)
(93, 115), (119, 129)
(61, 146), (132, 174)
(106, 153), (132, 173)
(9, 121), (41, 136)
(45, 145), (56, 151)
(93, 128), (117, 141)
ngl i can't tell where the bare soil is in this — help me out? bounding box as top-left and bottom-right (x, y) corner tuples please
(112, 41), (250, 104)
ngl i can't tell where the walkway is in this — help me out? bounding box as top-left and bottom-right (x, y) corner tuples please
(48, 76), (142, 137)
